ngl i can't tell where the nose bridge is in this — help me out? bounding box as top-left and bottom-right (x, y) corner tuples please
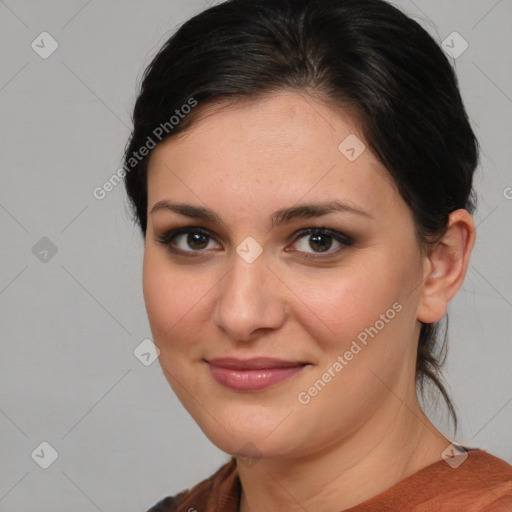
(213, 248), (285, 340)
(226, 254), (262, 299)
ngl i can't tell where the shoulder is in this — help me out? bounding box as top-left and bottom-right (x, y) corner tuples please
(412, 448), (512, 511)
(454, 449), (512, 482)
(457, 449), (512, 510)
(345, 448), (512, 512)
(146, 458), (239, 512)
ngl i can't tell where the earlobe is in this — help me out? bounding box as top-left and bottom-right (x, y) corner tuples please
(417, 209), (476, 324)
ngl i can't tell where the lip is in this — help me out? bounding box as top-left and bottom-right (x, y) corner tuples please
(206, 358), (308, 392)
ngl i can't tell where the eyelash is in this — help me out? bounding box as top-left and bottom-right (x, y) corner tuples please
(154, 226), (354, 259)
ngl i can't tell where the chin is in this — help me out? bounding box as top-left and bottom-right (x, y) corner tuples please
(204, 432), (288, 461)
(193, 411), (297, 460)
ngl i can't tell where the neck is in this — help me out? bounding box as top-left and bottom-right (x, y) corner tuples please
(237, 392), (450, 512)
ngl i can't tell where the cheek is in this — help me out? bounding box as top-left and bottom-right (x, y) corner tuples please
(142, 251), (208, 350)
(288, 260), (405, 350)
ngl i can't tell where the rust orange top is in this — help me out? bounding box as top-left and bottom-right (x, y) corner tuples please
(148, 449), (512, 512)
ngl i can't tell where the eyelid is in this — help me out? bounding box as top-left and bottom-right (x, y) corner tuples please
(286, 227), (353, 257)
(289, 227), (353, 245)
(154, 226), (222, 256)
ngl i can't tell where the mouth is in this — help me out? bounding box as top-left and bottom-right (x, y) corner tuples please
(205, 357), (309, 392)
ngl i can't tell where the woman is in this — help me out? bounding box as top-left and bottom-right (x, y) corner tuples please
(123, 0), (512, 510)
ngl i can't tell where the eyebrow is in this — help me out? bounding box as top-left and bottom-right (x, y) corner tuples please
(150, 200), (373, 227)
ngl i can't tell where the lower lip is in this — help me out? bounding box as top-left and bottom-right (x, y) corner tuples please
(207, 364), (306, 392)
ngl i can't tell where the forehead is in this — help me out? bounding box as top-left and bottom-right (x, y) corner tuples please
(146, 91), (401, 220)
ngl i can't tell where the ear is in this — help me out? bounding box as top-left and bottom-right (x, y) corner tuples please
(417, 209), (476, 324)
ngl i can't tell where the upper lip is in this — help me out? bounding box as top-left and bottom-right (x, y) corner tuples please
(206, 357), (307, 370)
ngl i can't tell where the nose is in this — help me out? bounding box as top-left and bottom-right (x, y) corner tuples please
(212, 250), (286, 342)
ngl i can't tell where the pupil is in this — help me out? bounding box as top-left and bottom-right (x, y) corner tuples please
(188, 232), (208, 250)
(310, 234), (332, 252)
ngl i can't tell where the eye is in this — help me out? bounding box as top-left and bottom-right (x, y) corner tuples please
(155, 227), (221, 255)
(155, 226), (353, 259)
(287, 228), (353, 257)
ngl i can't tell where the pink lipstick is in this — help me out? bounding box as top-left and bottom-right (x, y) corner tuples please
(206, 357), (307, 392)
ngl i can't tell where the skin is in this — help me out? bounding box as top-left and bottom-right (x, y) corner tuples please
(143, 91), (475, 511)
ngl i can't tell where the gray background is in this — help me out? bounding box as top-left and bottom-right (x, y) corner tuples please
(0, 0), (511, 510)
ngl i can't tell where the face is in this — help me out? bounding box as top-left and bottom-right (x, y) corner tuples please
(143, 91), (428, 460)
